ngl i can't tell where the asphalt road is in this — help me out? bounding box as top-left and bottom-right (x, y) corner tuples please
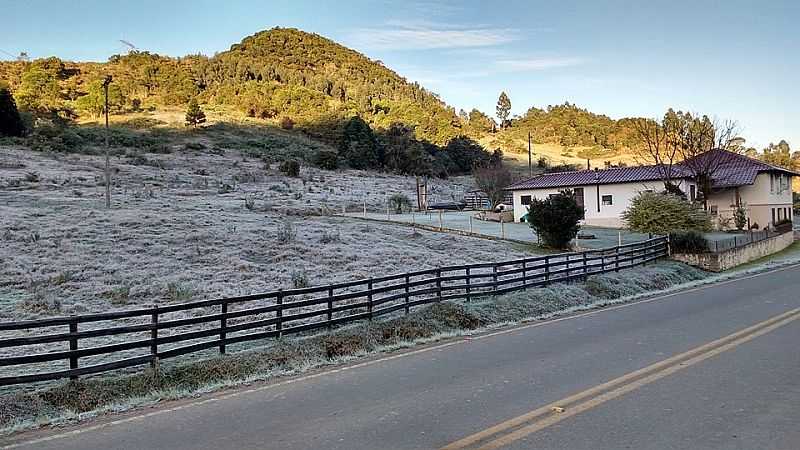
(6, 264), (800, 450)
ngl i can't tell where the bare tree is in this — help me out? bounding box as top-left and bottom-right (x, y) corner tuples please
(674, 112), (740, 205)
(473, 163), (513, 209)
(630, 113), (681, 190)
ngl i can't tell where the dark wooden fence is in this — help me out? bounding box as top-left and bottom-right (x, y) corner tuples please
(0, 237), (668, 387)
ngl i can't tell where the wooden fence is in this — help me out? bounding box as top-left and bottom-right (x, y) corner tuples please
(0, 236), (668, 387)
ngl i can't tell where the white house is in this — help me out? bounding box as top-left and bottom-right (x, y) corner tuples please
(506, 149), (796, 230)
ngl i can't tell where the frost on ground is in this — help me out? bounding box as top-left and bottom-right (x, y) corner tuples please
(0, 146), (527, 321)
(0, 261), (707, 435)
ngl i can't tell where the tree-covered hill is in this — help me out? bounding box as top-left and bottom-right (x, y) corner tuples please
(0, 28), (460, 146)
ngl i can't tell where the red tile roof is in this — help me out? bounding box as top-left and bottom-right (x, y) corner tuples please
(506, 164), (692, 190)
(507, 149), (799, 191)
(680, 148), (800, 189)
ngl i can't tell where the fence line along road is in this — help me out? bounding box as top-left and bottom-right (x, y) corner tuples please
(0, 236), (669, 387)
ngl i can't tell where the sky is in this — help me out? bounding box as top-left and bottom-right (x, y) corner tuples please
(2, 0), (798, 149)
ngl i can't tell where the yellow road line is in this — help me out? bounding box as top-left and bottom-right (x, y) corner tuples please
(442, 307), (800, 450)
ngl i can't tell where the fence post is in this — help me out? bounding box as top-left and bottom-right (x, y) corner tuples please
(363, 199), (367, 217)
(469, 215), (473, 234)
(492, 263), (498, 293)
(544, 256), (550, 284)
(500, 217), (505, 239)
(465, 267), (471, 302)
(522, 260), (527, 290)
(150, 306), (159, 370)
(68, 317), (79, 380)
(276, 290), (283, 338)
(219, 299), (228, 355)
(436, 268), (443, 300)
(404, 274), (411, 314)
(367, 277), (374, 321)
(615, 245), (620, 272)
(439, 211), (443, 230)
(327, 287), (334, 330)
(582, 252), (588, 280)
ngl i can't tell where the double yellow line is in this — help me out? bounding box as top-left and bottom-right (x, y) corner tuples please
(441, 307), (800, 450)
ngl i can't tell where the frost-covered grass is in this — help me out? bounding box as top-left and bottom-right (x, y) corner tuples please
(0, 145), (523, 324)
(0, 261), (707, 436)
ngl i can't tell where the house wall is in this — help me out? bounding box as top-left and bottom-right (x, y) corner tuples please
(512, 179), (696, 228)
(705, 172), (794, 230)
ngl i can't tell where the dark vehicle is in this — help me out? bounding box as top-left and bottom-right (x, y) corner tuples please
(428, 201), (467, 211)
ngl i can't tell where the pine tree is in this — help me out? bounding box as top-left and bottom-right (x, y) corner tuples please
(0, 88), (25, 137)
(496, 91), (511, 128)
(185, 98), (206, 128)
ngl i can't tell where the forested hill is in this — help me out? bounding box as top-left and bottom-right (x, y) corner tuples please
(0, 27), (461, 146)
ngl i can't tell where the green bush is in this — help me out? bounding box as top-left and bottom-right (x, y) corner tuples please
(388, 193), (412, 214)
(527, 190), (583, 249)
(313, 149), (339, 170)
(622, 192), (712, 234)
(669, 230), (709, 253)
(279, 159), (300, 177)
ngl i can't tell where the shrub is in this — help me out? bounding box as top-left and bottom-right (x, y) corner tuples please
(319, 229), (340, 244)
(314, 149), (339, 170)
(388, 193), (412, 214)
(166, 282), (194, 303)
(279, 116), (295, 130)
(669, 230), (709, 253)
(279, 159), (300, 177)
(244, 194), (256, 210)
(276, 221), (296, 243)
(733, 203), (747, 231)
(291, 270), (309, 288)
(527, 190), (583, 249)
(621, 192), (712, 234)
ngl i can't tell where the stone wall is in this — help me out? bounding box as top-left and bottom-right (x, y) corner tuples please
(672, 231), (795, 272)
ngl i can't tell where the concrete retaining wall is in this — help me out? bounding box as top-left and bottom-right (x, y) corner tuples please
(672, 231), (795, 272)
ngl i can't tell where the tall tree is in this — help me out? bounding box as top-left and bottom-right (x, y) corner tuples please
(339, 115), (381, 169)
(496, 91), (511, 128)
(185, 98), (207, 128)
(0, 88), (25, 137)
(75, 79), (126, 118)
(473, 162), (512, 208)
(630, 111), (681, 190)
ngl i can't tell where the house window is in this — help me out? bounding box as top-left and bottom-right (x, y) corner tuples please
(710, 205), (718, 216)
(521, 195), (532, 206)
(772, 208), (776, 224)
(690, 185), (696, 202)
(601, 195), (613, 206)
(770, 174), (775, 194)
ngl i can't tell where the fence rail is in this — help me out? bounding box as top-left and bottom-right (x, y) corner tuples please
(0, 237), (669, 387)
(705, 229), (781, 253)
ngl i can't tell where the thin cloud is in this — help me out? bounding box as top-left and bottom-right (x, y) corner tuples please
(496, 57), (585, 71)
(345, 21), (520, 51)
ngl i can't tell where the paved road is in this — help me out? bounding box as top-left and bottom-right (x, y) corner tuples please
(6, 264), (800, 450)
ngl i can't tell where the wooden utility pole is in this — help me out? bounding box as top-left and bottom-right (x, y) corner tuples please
(527, 132), (533, 177)
(102, 75), (113, 209)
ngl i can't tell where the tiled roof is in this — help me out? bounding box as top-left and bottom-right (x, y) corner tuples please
(506, 165), (692, 190)
(679, 148), (800, 189)
(506, 149), (799, 191)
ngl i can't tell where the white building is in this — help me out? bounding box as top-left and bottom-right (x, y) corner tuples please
(506, 149), (796, 230)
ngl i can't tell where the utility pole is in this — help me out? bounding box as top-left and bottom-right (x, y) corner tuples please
(102, 75), (113, 209)
(527, 132), (533, 177)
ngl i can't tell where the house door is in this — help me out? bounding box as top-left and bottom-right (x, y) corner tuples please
(573, 188), (585, 219)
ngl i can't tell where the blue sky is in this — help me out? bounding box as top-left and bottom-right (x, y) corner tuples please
(2, 0), (798, 148)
